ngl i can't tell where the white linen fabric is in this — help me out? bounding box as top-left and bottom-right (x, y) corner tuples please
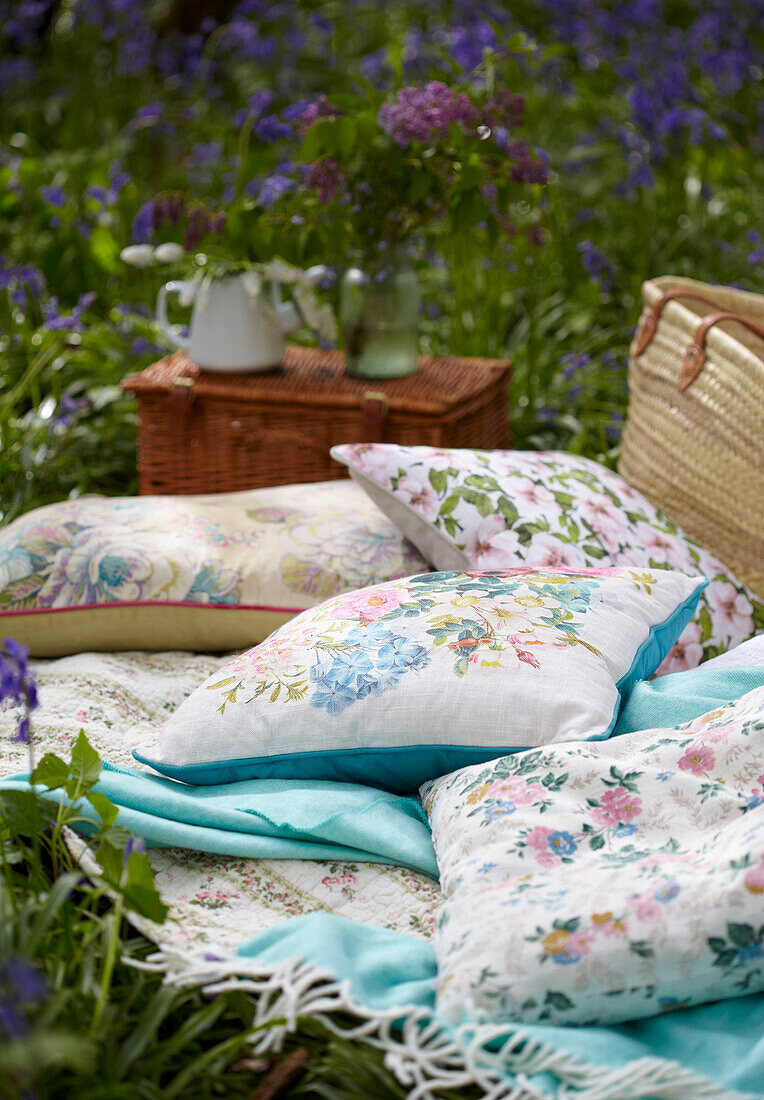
(140, 567), (705, 791)
(422, 687), (764, 1027)
(331, 444), (763, 675)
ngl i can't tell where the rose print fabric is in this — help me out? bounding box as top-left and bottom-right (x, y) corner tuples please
(332, 445), (763, 674)
(422, 687), (764, 1027)
(140, 567), (704, 791)
(0, 479), (427, 654)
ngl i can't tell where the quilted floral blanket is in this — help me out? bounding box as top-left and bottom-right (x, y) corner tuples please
(0, 651), (439, 951)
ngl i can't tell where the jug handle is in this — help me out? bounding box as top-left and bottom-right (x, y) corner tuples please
(157, 280), (193, 348)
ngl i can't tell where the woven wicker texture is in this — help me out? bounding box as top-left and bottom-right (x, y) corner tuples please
(123, 347), (511, 495)
(620, 275), (764, 598)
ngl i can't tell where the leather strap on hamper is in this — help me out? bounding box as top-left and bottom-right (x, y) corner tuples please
(680, 311), (764, 390)
(167, 363), (200, 438)
(361, 390), (389, 443)
(634, 288), (722, 356)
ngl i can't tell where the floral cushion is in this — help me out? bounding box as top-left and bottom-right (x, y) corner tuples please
(422, 686), (764, 1028)
(136, 566), (705, 792)
(331, 445), (763, 675)
(0, 479), (427, 656)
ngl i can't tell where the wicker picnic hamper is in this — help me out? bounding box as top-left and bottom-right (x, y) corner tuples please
(619, 275), (764, 598)
(122, 346), (511, 496)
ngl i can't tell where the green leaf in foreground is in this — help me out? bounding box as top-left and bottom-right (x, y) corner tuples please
(66, 730), (102, 798)
(31, 752), (70, 791)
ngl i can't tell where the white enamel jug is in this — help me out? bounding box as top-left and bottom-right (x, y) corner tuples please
(157, 267), (326, 373)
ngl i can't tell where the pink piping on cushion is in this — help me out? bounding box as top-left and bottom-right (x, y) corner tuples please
(0, 600), (305, 617)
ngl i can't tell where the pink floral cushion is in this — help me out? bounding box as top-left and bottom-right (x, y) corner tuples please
(422, 685), (764, 1026)
(331, 445), (763, 674)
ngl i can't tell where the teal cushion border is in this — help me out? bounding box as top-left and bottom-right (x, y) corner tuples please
(133, 744), (527, 793)
(135, 578), (707, 792)
(596, 578), (708, 742)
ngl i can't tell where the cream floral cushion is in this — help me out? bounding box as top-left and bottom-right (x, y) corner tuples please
(137, 566), (704, 791)
(422, 686), (764, 1027)
(0, 479), (427, 655)
(331, 445), (763, 674)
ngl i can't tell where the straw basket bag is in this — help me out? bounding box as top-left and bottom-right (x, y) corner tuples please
(620, 275), (764, 599)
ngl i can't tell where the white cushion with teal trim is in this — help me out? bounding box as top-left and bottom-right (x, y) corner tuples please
(136, 567), (706, 792)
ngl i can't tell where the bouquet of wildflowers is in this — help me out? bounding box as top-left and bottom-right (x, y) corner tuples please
(290, 80), (548, 258)
(119, 195), (336, 345)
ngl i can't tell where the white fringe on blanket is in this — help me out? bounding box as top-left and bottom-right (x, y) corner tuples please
(128, 946), (754, 1100)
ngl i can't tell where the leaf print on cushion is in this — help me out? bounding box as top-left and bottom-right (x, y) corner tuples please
(332, 444), (764, 672)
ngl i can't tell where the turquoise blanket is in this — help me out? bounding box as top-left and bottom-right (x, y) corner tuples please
(0, 761), (438, 877)
(240, 912), (764, 1098)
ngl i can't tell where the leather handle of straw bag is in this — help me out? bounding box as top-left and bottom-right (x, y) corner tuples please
(680, 311), (764, 391)
(633, 288), (722, 356)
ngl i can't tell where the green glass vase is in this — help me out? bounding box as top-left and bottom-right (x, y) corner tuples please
(340, 250), (421, 378)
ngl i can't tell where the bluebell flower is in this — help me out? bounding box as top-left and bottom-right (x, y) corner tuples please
(656, 770), (674, 782)
(562, 352), (590, 380)
(257, 173), (296, 208)
(254, 115), (292, 143)
(131, 201), (155, 245)
(123, 836), (146, 864)
(613, 823), (637, 839)
(40, 185), (67, 208)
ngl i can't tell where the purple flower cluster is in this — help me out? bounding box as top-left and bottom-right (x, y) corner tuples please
(233, 90), (275, 129)
(296, 95), (342, 135)
(538, 0), (763, 175)
(182, 207), (226, 251)
(305, 158), (345, 203)
(253, 170), (297, 209)
(146, 195), (225, 250)
(577, 240), (616, 295)
(42, 291), (96, 333)
(562, 352), (591, 380)
(0, 257), (46, 302)
(378, 82), (477, 146)
(39, 185), (67, 208)
(51, 390), (91, 430)
(0, 957), (46, 1039)
(0, 637), (38, 745)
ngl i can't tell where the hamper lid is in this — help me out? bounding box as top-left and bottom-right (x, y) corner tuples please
(122, 348), (511, 417)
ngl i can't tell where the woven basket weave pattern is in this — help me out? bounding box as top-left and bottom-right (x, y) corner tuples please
(123, 347), (511, 496)
(620, 276), (764, 598)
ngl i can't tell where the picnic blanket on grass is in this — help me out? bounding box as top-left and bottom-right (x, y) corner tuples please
(2, 650), (764, 1098)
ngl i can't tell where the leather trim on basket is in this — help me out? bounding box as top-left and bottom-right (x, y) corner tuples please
(634, 289), (721, 357)
(680, 311), (764, 390)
